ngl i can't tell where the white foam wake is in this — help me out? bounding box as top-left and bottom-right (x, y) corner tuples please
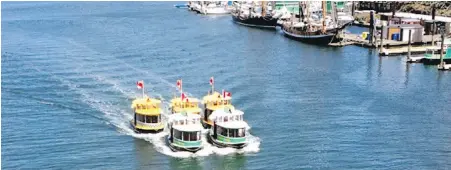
(22, 34), (261, 158)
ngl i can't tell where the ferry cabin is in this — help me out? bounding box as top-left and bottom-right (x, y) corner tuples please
(202, 91), (234, 128)
(170, 97), (201, 114)
(208, 108), (248, 149)
(167, 113), (203, 152)
(130, 97), (164, 133)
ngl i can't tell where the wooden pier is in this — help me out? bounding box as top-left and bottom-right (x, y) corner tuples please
(331, 33), (442, 47)
(380, 46), (440, 56)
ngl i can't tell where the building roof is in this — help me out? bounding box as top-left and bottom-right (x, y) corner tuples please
(387, 24), (423, 29)
(380, 12), (451, 23)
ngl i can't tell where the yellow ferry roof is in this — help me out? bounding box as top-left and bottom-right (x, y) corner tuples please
(203, 91), (231, 102)
(170, 97), (201, 113)
(170, 97), (200, 103)
(131, 97), (162, 116)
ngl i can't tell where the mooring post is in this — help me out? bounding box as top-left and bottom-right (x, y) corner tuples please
(380, 22), (386, 53)
(432, 4), (436, 46)
(407, 30), (412, 60)
(432, 21), (436, 46)
(369, 11), (374, 45)
(439, 31), (445, 68)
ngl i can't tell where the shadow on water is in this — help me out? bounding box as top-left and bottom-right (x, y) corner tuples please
(169, 156), (203, 170)
(134, 139), (166, 170)
(207, 155), (247, 170)
(404, 61), (411, 87)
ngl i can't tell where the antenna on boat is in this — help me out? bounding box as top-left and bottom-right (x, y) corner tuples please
(210, 76), (214, 94)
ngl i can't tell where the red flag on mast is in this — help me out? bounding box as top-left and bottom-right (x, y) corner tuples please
(222, 89), (231, 98)
(181, 92), (187, 101)
(176, 79), (182, 89)
(209, 77), (214, 85)
(137, 81), (144, 89)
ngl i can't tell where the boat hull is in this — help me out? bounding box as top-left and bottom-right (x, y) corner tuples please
(201, 120), (212, 129)
(281, 21), (352, 45)
(166, 137), (203, 153)
(130, 121), (164, 134)
(202, 8), (230, 15)
(174, 4), (189, 8)
(421, 58), (451, 65)
(231, 14), (278, 29)
(207, 133), (248, 149)
(282, 28), (335, 45)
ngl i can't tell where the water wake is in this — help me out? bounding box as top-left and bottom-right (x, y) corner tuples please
(20, 34), (260, 158)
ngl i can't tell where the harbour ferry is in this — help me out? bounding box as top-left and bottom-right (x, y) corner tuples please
(207, 106), (248, 149)
(130, 81), (164, 133)
(170, 79), (201, 114)
(167, 112), (203, 152)
(202, 77), (234, 128)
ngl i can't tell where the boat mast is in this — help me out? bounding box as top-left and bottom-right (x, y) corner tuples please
(298, 2), (302, 22)
(261, 1), (266, 17)
(322, 1), (326, 33)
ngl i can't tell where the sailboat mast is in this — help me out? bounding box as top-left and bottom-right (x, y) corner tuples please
(298, 2), (302, 22)
(322, 1), (326, 33)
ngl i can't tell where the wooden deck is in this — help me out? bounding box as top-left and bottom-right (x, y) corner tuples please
(335, 33), (443, 47)
(379, 46), (440, 56)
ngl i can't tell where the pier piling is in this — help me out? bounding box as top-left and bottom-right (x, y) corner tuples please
(408, 30), (412, 60)
(439, 31), (445, 68)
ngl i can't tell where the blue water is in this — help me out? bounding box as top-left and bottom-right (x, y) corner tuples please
(2, 2), (451, 169)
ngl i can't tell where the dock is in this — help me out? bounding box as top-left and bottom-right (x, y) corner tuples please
(380, 46), (440, 56)
(337, 33), (442, 47)
(438, 64), (451, 70)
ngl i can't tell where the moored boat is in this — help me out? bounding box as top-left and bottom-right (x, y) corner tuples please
(422, 47), (451, 65)
(281, 1), (352, 45)
(174, 3), (189, 9)
(207, 106), (248, 149)
(167, 112), (203, 152)
(130, 81), (164, 133)
(231, 1), (280, 29)
(200, 1), (231, 15)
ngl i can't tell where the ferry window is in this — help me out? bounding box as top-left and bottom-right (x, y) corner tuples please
(183, 132), (190, 141)
(217, 126), (223, 136)
(137, 115), (145, 122)
(238, 128), (245, 137)
(224, 116), (228, 122)
(174, 130), (182, 140)
(189, 132), (198, 141)
(136, 105), (141, 109)
(221, 128), (228, 137)
(227, 128), (245, 137)
(145, 116), (158, 123)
